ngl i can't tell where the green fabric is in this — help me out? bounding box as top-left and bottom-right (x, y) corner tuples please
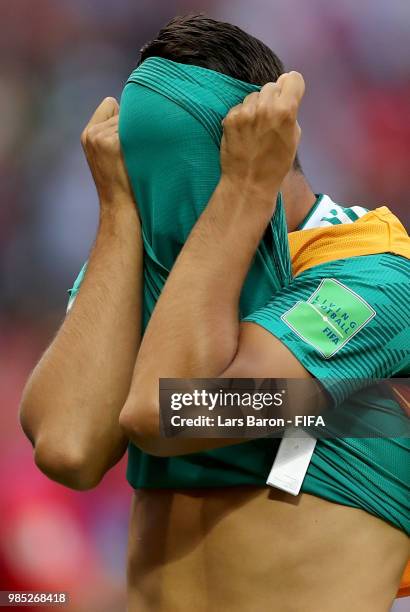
(118, 56), (292, 494)
(67, 262), (87, 309)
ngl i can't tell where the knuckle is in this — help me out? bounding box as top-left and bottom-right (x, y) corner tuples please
(227, 105), (239, 118)
(256, 104), (272, 121)
(277, 104), (295, 123)
(261, 82), (276, 94)
(86, 124), (98, 140)
(241, 105), (257, 124)
(225, 103), (256, 129)
(237, 107), (252, 124)
(244, 91), (258, 104)
(101, 96), (115, 109)
(291, 70), (304, 83)
(98, 134), (112, 149)
(223, 110), (232, 124)
(224, 109), (238, 126)
(90, 127), (108, 146)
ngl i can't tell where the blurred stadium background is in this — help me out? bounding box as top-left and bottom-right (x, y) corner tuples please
(0, 1), (408, 610)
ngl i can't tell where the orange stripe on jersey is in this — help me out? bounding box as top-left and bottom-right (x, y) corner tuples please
(288, 207), (410, 276)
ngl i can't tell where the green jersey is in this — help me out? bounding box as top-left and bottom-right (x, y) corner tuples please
(67, 194), (410, 533)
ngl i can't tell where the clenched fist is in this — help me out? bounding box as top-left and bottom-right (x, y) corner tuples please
(81, 97), (134, 207)
(220, 71), (305, 199)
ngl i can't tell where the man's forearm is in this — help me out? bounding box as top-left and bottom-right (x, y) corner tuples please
(120, 178), (276, 451)
(136, 177), (275, 374)
(20, 200), (142, 488)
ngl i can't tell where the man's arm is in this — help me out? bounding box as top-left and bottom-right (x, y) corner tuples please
(20, 98), (142, 489)
(119, 73), (311, 456)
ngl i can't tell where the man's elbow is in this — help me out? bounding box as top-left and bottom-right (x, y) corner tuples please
(20, 390), (107, 490)
(32, 436), (104, 491)
(119, 396), (165, 456)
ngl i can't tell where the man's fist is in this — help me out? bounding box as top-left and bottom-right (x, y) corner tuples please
(220, 72), (305, 198)
(81, 97), (134, 207)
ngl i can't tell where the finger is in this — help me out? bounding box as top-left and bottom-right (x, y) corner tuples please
(88, 97), (119, 126)
(94, 126), (119, 140)
(221, 102), (242, 127)
(257, 81), (280, 105)
(274, 72), (288, 92)
(102, 115), (119, 127)
(277, 71), (305, 105)
(242, 91), (259, 108)
(86, 115), (119, 136)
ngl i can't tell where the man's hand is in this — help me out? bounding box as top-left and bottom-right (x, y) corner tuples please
(221, 72), (305, 199)
(81, 97), (134, 207)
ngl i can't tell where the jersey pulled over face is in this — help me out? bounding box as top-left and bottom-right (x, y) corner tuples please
(118, 56), (295, 331)
(119, 57), (260, 272)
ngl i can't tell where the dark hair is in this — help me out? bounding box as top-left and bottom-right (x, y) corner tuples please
(139, 14), (302, 172)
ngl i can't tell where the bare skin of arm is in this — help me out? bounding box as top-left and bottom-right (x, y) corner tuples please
(119, 72), (313, 456)
(20, 98), (142, 490)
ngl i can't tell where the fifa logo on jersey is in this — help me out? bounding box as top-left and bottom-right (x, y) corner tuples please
(281, 278), (376, 358)
(322, 325), (345, 346)
(310, 296), (358, 337)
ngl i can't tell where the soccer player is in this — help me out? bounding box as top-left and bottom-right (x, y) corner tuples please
(20, 15), (409, 612)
